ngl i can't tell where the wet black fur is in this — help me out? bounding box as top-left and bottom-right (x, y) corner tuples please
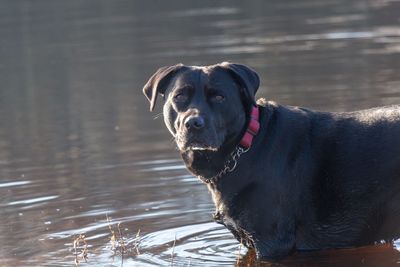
(143, 62), (400, 260)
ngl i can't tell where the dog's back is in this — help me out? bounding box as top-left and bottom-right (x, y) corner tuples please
(298, 105), (400, 248)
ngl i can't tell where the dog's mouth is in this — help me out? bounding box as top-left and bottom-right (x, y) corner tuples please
(175, 124), (225, 152)
(179, 140), (220, 152)
(176, 135), (221, 152)
(185, 144), (219, 152)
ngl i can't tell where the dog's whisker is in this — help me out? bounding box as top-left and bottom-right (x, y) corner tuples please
(153, 112), (163, 120)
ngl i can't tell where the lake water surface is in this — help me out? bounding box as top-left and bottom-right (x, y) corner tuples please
(1, 0), (400, 266)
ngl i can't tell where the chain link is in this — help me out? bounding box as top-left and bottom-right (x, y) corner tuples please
(202, 146), (250, 183)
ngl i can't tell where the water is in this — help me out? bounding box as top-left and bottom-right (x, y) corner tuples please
(1, 0), (400, 266)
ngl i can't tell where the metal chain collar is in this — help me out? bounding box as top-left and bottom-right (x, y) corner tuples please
(199, 106), (260, 184)
(201, 146), (250, 184)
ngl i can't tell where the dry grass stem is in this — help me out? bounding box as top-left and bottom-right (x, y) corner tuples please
(73, 234), (88, 266)
(133, 229), (141, 255)
(107, 215), (126, 255)
(106, 214), (141, 266)
(236, 242), (243, 265)
(171, 234), (177, 267)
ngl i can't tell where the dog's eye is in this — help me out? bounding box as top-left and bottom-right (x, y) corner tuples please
(211, 94), (225, 103)
(174, 93), (188, 102)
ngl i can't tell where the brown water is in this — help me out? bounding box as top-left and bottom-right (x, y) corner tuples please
(1, 1), (400, 266)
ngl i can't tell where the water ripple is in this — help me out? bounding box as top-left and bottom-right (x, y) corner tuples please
(7, 195), (59, 206)
(133, 222), (243, 266)
(0, 180), (31, 188)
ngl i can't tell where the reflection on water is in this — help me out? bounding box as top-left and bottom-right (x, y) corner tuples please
(0, 0), (400, 266)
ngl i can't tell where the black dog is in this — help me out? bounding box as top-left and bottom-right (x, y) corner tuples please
(143, 62), (400, 260)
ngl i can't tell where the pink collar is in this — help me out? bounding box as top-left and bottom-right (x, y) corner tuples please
(201, 106), (260, 184)
(239, 106), (260, 149)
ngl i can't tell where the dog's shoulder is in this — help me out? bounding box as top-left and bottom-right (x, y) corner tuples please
(257, 98), (321, 124)
(257, 98), (317, 115)
(256, 97), (271, 107)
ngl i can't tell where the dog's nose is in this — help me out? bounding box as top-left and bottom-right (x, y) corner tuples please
(184, 116), (205, 130)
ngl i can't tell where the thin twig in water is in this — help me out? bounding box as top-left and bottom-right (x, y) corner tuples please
(171, 234), (177, 267)
(73, 234), (88, 266)
(117, 222), (126, 267)
(236, 242), (243, 265)
(107, 215), (116, 252)
(133, 229), (141, 255)
(107, 214), (126, 266)
(107, 215), (142, 267)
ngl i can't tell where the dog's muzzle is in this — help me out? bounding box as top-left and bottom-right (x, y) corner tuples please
(176, 115), (220, 151)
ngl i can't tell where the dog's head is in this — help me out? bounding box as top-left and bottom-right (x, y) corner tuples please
(143, 62), (260, 153)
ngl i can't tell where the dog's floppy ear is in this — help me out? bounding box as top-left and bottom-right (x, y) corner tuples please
(219, 62), (260, 105)
(143, 64), (186, 111)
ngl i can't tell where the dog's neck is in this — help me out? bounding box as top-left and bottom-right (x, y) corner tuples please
(180, 106), (260, 182)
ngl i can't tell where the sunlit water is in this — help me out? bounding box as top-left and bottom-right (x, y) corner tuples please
(1, 0), (400, 266)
